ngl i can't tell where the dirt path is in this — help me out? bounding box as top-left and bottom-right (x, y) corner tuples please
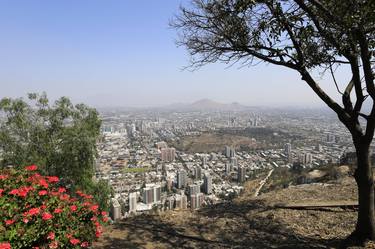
(254, 169), (274, 197)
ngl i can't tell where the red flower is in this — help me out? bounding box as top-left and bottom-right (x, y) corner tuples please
(60, 194), (69, 201)
(0, 189), (4, 197)
(102, 216), (109, 222)
(5, 220), (15, 226)
(38, 190), (48, 196)
(81, 242), (89, 247)
(46, 176), (59, 183)
(101, 211), (107, 216)
(95, 230), (102, 238)
(47, 232), (55, 240)
(53, 208), (63, 214)
(0, 242), (11, 249)
(90, 205), (99, 212)
(83, 202), (91, 207)
(49, 241), (58, 249)
(49, 240), (59, 249)
(9, 189), (19, 195)
(28, 207), (40, 216)
(23, 218), (29, 223)
(70, 205), (77, 212)
(25, 165), (38, 171)
(69, 238), (80, 245)
(0, 174), (8, 180)
(58, 187), (66, 193)
(37, 179), (49, 188)
(18, 186), (32, 198)
(42, 213), (53, 220)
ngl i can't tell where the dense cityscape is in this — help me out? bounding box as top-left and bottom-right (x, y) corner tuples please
(95, 100), (358, 221)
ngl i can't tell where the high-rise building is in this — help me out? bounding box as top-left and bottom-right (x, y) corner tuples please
(224, 146), (236, 158)
(177, 170), (187, 189)
(190, 193), (204, 209)
(298, 153), (313, 165)
(284, 143), (292, 162)
(129, 192), (137, 213)
(110, 198), (121, 221)
(253, 118), (258, 127)
(153, 185), (161, 203)
(230, 157), (237, 167)
(166, 197), (175, 210)
(326, 133), (335, 143)
(188, 184), (201, 197)
(181, 193), (188, 209)
(175, 192), (188, 209)
(195, 166), (202, 180)
(238, 166), (246, 183)
(202, 156), (207, 166)
(230, 147), (236, 158)
(224, 146), (231, 158)
(143, 187), (154, 204)
(143, 184), (161, 204)
(203, 174), (212, 194)
(161, 147), (176, 162)
(225, 163), (232, 175)
(284, 143), (292, 156)
(166, 177), (173, 192)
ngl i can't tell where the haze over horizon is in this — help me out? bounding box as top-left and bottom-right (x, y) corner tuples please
(0, 1), (351, 108)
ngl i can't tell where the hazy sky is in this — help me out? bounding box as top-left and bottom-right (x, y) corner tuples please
(0, 0), (351, 108)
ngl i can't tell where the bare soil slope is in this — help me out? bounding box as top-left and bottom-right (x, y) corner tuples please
(94, 177), (375, 249)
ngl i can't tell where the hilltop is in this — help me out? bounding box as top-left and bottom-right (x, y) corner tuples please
(93, 175), (374, 249)
(163, 99), (250, 111)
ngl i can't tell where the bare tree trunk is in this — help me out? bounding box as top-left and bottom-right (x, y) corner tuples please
(351, 141), (375, 243)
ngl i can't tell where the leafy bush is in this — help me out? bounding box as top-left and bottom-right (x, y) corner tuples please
(0, 165), (108, 248)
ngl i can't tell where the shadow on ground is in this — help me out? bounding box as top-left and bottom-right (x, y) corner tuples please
(94, 199), (344, 249)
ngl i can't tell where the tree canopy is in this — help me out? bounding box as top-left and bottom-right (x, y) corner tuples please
(0, 93), (111, 209)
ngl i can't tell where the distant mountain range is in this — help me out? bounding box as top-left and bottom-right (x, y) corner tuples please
(163, 99), (251, 111)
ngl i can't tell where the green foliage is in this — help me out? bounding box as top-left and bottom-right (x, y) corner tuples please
(0, 165), (108, 248)
(0, 93), (111, 210)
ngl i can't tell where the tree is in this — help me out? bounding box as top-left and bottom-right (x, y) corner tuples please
(173, 0), (375, 244)
(0, 93), (110, 209)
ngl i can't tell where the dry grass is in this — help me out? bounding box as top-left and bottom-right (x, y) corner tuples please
(94, 177), (375, 249)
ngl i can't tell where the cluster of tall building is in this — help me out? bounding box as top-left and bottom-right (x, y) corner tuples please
(190, 193), (204, 209)
(224, 146), (236, 158)
(160, 147), (176, 162)
(143, 184), (161, 204)
(299, 153), (313, 165)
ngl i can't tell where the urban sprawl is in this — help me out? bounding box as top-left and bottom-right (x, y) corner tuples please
(96, 107), (360, 221)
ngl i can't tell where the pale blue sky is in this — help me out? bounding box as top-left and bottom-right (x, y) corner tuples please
(0, 0), (349, 108)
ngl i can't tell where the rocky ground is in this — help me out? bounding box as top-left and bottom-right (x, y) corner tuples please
(93, 177), (375, 249)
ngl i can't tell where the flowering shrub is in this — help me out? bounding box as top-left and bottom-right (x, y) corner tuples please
(0, 165), (108, 248)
